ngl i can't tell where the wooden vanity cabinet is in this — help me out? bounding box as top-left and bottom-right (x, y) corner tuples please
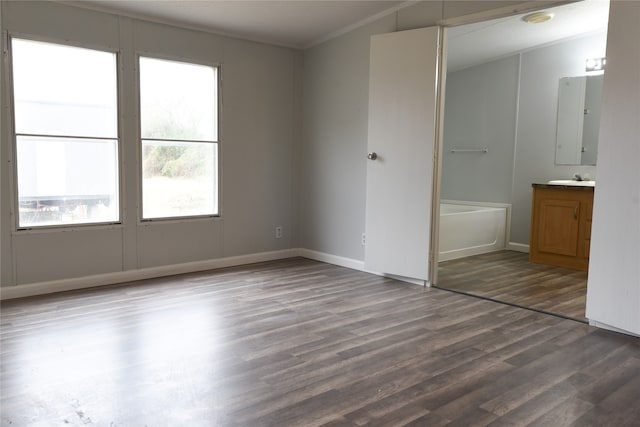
(529, 184), (594, 271)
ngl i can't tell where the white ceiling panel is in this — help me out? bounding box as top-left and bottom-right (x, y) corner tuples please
(63, 0), (609, 62)
(66, 0), (404, 48)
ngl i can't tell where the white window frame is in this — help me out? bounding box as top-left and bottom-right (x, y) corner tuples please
(8, 35), (122, 231)
(137, 53), (221, 222)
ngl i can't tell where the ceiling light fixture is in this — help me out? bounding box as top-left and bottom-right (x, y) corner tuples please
(522, 11), (554, 24)
(586, 57), (606, 72)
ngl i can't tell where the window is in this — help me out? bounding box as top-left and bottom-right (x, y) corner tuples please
(139, 57), (219, 219)
(11, 38), (119, 228)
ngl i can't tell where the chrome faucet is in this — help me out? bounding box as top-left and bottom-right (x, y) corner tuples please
(573, 173), (584, 181)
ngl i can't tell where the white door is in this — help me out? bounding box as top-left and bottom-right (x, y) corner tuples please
(364, 27), (441, 282)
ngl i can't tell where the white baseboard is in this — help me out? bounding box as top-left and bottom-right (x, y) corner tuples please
(296, 248), (426, 286)
(0, 249), (297, 300)
(295, 248), (365, 272)
(507, 242), (530, 253)
(589, 320), (640, 337)
(379, 273), (427, 287)
(1, 247), (425, 300)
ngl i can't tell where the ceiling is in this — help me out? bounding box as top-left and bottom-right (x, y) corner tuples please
(66, 0), (405, 49)
(447, 0), (610, 71)
(65, 0), (609, 62)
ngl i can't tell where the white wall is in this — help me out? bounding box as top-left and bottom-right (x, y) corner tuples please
(442, 55), (520, 205)
(300, 15), (395, 261)
(299, 0), (545, 261)
(0, 1), (8, 287)
(1, 1), (300, 286)
(586, 0), (640, 336)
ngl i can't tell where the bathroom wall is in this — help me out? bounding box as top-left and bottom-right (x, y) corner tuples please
(441, 55), (519, 204)
(511, 31), (606, 244)
(442, 31), (607, 246)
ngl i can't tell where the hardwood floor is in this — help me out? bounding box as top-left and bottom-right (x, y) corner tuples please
(2, 258), (639, 426)
(438, 251), (588, 322)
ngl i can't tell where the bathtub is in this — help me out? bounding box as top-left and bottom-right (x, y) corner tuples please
(438, 201), (509, 262)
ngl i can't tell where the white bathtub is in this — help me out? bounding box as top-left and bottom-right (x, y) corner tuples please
(438, 201), (509, 262)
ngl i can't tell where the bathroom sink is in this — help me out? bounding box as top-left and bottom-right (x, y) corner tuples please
(547, 179), (595, 187)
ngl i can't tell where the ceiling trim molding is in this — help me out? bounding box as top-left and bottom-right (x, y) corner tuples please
(303, 0), (418, 50)
(57, 0), (302, 50)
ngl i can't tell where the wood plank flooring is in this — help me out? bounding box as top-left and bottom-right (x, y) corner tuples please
(2, 258), (639, 426)
(438, 251), (588, 322)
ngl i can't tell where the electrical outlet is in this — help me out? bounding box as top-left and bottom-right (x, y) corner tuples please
(275, 226), (283, 239)
(362, 233), (366, 246)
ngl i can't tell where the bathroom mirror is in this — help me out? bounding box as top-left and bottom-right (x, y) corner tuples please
(555, 74), (603, 166)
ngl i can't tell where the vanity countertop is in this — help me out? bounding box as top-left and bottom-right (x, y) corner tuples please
(532, 182), (595, 191)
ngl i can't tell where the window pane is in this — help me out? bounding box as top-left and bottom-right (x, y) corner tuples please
(142, 141), (218, 219)
(140, 57), (217, 141)
(17, 136), (119, 227)
(12, 39), (118, 138)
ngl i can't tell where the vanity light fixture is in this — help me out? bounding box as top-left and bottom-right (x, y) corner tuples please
(522, 11), (554, 24)
(586, 57), (606, 72)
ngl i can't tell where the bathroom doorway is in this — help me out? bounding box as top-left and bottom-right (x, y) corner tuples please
(435, 0), (609, 322)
